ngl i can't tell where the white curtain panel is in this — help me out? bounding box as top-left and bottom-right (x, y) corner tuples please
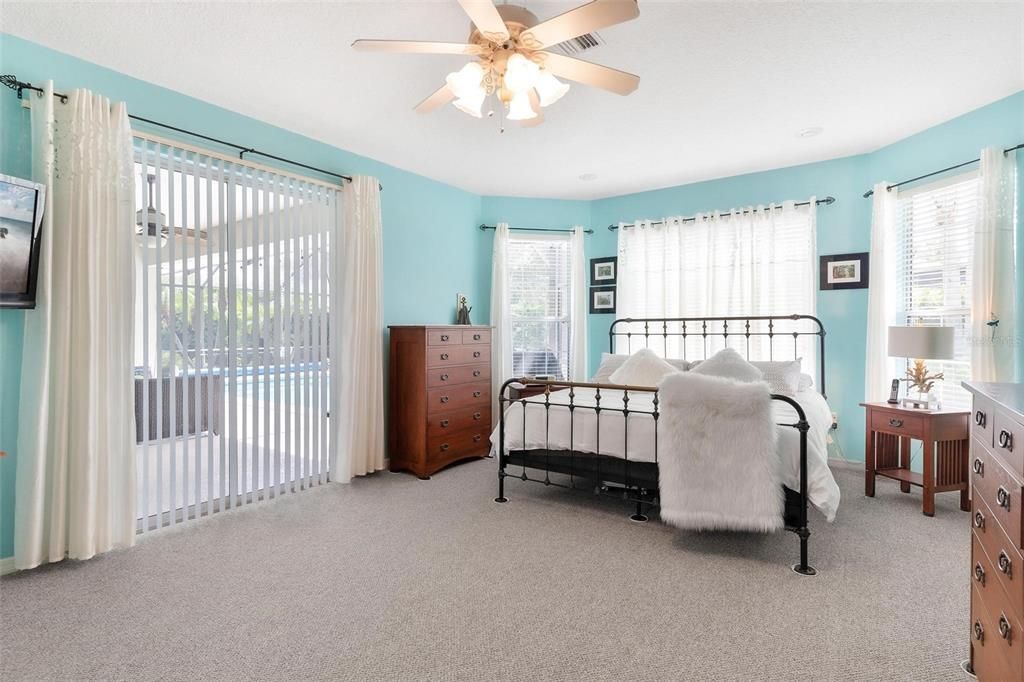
(490, 222), (512, 415)
(332, 176), (385, 482)
(973, 147), (1018, 381)
(864, 182), (898, 401)
(15, 83), (137, 569)
(569, 225), (588, 380)
(616, 201), (817, 369)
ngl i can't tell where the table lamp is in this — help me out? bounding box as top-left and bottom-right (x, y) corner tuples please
(888, 325), (955, 409)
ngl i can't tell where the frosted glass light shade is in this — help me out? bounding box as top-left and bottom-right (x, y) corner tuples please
(506, 91), (538, 120)
(888, 326), (955, 360)
(445, 61), (484, 99)
(534, 70), (569, 106)
(504, 53), (540, 93)
(452, 88), (485, 118)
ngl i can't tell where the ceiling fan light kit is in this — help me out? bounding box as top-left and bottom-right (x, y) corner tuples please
(352, 0), (641, 128)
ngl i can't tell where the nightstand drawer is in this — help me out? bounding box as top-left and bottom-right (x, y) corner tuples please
(973, 443), (1024, 549)
(993, 408), (1024, 477)
(870, 410), (924, 438)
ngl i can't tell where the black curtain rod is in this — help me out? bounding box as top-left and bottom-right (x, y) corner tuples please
(1, 74), (381, 190)
(479, 224), (594, 234)
(607, 196), (835, 231)
(862, 143), (1023, 199)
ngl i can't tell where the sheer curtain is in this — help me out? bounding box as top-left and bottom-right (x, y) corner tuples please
(616, 201), (817, 366)
(974, 147), (1018, 381)
(332, 176), (385, 482)
(15, 83), (137, 569)
(865, 182), (897, 401)
(490, 222), (512, 415)
(569, 225), (588, 380)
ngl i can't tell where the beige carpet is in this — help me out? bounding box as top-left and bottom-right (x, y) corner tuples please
(1, 459), (969, 681)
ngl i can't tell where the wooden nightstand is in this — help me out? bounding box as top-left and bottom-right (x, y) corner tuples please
(860, 402), (970, 516)
(508, 382), (559, 400)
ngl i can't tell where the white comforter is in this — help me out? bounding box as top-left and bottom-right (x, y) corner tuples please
(490, 387), (840, 521)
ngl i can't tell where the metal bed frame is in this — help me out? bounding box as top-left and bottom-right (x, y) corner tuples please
(494, 314), (827, 575)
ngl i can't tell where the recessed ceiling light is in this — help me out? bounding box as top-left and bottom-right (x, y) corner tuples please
(798, 126), (824, 138)
(579, 173), (598, 181)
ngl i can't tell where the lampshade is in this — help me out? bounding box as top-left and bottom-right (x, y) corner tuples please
(534, 70), (570, 107)
(888, 326), (955, 360)
(503, 53), (540, 93)
(452, 87), (485, 118)
(445, 61), (484, 99)
(506, 91), (538, 120)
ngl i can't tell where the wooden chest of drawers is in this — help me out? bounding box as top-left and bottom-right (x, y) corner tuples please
(965, 381), (1024, 681)
(388, 325), (492, 478)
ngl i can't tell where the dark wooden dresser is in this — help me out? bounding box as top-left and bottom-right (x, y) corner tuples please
(964, 381), (1024, 681)
(388, 325), (492, 478)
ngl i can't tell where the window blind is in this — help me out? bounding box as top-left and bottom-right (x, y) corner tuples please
(894, 174), (979, 410)
(507, 234), (573, 379)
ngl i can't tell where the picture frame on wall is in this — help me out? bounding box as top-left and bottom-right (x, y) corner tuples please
(590, 256), (617, 286)
(819, 252), (869, 290)
(590, 286), (616, 314)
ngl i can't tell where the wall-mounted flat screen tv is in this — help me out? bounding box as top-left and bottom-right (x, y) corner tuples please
(0, 174), (46, 309)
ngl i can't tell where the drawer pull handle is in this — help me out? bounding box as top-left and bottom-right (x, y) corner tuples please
(473, 333), (481, 340)
(975, 563), (986, 585)
(974, 621), (984, 642)
(998, 551), (1012, 576)
(997, 486), (1011, 510)
(441, 353), (449, 361)
(888, 417), (903, 428)
(999, 615), (1011, 640)
(473, 351), (481, 358)
(441, 373), (449, 381)
(473, 412), (482, 420)
(473, 370), (481, 377)
(975, 410), (987, 427)
(999, 429), (1013, 450)
(473, 391), (482, 398)
(441, 334), (449, 342)
(440, 443), (449, 451)
(440, 396), (450, 404)
(473, 434), (481, 442)
(440, 419), (449, 428)
(974, 510), (986, 529)
(973, 458), (984, 476)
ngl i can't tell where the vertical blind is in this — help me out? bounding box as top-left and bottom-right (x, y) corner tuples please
(508, 234), (573, 379)
(895, 173), (979, 409)
(133, 133), (337, 531)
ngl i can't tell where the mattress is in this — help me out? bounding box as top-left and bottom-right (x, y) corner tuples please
(490, 386), (840, 521)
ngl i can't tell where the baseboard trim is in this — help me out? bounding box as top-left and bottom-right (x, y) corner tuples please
(0, 556), (16, 576)
(828, 458), (862, 471)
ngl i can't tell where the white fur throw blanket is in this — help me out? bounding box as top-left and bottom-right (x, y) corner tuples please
(657, 372), (783, 532)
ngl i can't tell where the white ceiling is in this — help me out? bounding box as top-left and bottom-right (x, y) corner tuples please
(2, 1), (1022, 199)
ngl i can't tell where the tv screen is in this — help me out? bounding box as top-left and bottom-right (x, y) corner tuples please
(0, 174), (46, 309)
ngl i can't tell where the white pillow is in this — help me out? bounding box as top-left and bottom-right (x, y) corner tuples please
(607, 348), (681, 386)
(689, 348), (763, 383)
(750, 359), (803, 396)
(797, 373), (814, 391)
(592, 352), (689, 384)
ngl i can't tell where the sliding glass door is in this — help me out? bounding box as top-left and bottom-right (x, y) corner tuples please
(132, 134), (337, 531)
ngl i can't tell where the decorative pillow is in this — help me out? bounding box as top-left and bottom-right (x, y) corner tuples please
(797, 373), (814, 391)
(750, 359), (803, 396)
(607, 348), (681, 387)
(592, 352), (689, 384)
(689, 347), (763, 383)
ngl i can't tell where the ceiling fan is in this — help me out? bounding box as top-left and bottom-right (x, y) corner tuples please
(352, 0), (640, 127)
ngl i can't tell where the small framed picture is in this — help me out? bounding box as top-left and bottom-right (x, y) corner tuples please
(590, 286), (616, 314)
(819, 252), (869, 290)
(590, 256), (617, 286)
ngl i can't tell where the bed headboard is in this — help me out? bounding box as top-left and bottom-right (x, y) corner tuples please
(608, 314), (827, 398)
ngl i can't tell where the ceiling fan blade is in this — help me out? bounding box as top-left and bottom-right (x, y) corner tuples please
(415, 84), (455, 113)
(351, 40), (480, 55)
(521, 0), (639, 50)
(457, 0), (510, 42)
(539, 52), (638, 95)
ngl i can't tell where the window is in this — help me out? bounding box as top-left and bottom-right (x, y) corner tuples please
(894, 173), (979, 410)
(508, 235), (573, 379)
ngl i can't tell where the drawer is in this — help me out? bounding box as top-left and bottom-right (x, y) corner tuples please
(972, 393), (997, 451)
(973, 524), (1024, 625)
(427, 329), (461, 346)
(462, 329), (491, 345)
(870, 410), (924, 438)
(426, 344), (488, 368)
(426, 363), (490, 388)
(427, 405), (491, 439)
(426, 382), (490, 414)
(971, 583), (1023, 681)
(427, 425), (490, 462)
(993, 408), (1024, 477)
(973, 444), (1024, 549)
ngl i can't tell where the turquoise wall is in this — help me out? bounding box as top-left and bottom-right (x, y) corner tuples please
(0, 31), (1020, 559)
